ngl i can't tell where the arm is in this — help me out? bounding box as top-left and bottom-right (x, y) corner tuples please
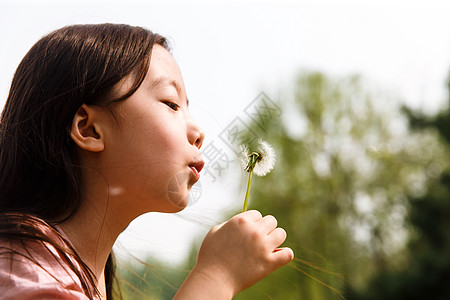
(174, 210), (294, 299)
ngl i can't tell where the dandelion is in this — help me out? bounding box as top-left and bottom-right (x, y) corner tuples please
(240, 139), (276, 212)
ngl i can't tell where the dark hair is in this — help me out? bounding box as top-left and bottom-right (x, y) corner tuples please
(0, 23), (168, 299)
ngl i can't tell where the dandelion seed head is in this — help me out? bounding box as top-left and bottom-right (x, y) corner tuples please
(239, 144), (250, 168)
(239, 140), (276, 176)
(253, 139), (276, 176)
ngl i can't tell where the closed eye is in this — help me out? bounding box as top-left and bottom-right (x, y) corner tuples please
(163, 101), (180, 111)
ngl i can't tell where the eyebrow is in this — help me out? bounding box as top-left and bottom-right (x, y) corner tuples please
(151, 77), (189, 106)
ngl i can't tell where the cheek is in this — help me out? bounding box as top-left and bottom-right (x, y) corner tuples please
(104, 109), (191, 211)
(114, 127), (189, 204)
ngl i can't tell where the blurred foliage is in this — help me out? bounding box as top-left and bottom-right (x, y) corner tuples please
(233, 72), (447, 299)
(115, 256), (190, 299)
(346, 78), (450, 299)
(116, 71), (448, 299)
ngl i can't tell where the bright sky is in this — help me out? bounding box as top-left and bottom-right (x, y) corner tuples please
(1, 0), (450, 265)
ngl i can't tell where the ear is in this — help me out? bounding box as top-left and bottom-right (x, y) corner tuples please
(70, 104), (105, 152)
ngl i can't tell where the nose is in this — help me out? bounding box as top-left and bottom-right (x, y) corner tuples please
(187, 117), (205, 149)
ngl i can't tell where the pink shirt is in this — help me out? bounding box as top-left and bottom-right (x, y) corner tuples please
(0, 237), (95, 299)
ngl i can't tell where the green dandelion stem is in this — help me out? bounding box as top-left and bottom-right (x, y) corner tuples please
(242, 169), (254, 212)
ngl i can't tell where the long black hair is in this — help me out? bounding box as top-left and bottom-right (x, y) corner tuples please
(0, 23), (168, 299)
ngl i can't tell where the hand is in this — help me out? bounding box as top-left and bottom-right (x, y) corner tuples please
(191, 210), (294, 297)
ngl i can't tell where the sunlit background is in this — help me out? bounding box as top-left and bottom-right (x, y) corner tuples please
(2, 0), (450, 298)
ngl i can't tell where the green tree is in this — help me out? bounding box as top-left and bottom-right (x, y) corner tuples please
(233, 72), (446, 299)
(346, 78), (450, 300)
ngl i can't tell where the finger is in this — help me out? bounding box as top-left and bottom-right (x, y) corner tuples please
(238, 210), (262, 222)
(257, 215), (278, 233)
(271, 247), (294, 267)
(268, 227), (287, 248)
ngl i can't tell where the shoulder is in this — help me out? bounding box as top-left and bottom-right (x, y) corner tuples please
(0, 238), (90, 300)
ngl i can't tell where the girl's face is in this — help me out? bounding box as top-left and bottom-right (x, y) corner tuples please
(99, 45), (204, 217)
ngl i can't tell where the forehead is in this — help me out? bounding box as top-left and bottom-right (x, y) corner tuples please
(151, 77), (182, 96)
(146, 45), (185, 93)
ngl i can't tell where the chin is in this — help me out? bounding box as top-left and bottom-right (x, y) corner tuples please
(154, 202), (188, 214)
(164, 171), (193, 212)
(165, 192), (190, 212)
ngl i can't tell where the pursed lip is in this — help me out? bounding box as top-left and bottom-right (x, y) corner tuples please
(189, 160), (205, 181)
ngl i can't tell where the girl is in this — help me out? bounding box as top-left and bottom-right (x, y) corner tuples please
(0, 23), (293, 299)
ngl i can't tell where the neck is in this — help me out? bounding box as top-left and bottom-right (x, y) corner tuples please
(60, 197), (117, 279)
(59, 175), (132, 298)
